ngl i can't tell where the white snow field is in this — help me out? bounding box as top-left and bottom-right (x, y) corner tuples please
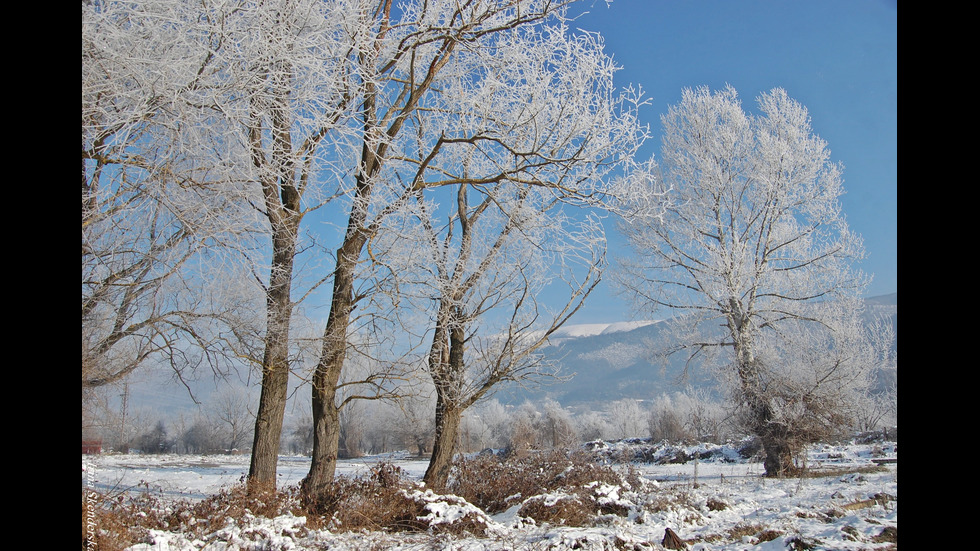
(83, 438), (897, 550)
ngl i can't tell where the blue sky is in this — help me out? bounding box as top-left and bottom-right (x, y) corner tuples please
(563, 0), (898, 324)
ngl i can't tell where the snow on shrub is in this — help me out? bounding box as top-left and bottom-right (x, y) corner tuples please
(399, 488), (503, 536)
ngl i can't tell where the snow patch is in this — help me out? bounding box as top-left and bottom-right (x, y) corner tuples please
(547, 320), (659, 340)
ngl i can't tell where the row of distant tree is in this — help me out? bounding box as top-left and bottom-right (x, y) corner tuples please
(84, 380), (897, 457)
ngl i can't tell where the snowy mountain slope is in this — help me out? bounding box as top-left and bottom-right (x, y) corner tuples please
(495, 293), (897, 408)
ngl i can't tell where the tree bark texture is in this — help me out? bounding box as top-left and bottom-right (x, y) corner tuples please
(302, 234), (364, 503)
(246, 80), (304, 488)
(727, 300), (796, 477)
(423, 307), (466, 489)
(423, 397), (462, 490)
(248, 215), (300, 489)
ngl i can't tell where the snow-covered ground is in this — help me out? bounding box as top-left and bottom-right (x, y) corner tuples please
(83, 438), (897, 550)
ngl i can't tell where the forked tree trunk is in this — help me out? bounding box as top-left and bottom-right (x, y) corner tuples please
(757, 412), (798, 477)
(728, 308), (798, 477)
(761, 430), (796, 477)
(423, 313), (466, 490)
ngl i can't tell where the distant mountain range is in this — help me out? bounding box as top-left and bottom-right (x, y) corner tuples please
(115, 293), (897, 416)
(493, 293), (898, 408)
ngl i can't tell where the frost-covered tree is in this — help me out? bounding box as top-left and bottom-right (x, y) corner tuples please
(412, 184), (607, 488)
(82, 0), (254, 393)
(608, 398), (647, 439)
(507, 402), (544, 457)
(83, 0), (653, 497)
(618, 86), (872, 476)
(83, 0), (415, 489)
(575, 410), (612, 442)
(674, 387), (728, 443)
(297, 0), (650, 497)
(647, 394), (685, 443)
(471, 398), (514, 450)
(541, 399), (579, 449)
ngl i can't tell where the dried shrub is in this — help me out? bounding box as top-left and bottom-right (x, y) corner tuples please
(450, 449), (629, 514)
(82, 487), (147, 551)
(640, 486), (700, 517)
(400, 489), (496, 537)
(725, 523), (766, 540)
(841, 525), (861, 541)
(305, 464), (425, 533)
(517, 491), (595, 526)
(706, 523), (784, 546)
(82, 484), (303, 551)
(81, 482), (303, 551)
(787, 535), (823, 550)
(806, 465), (888, 478)
(705, 497), (728, 511)
(757, 529), (782, 542)
(871, 526), (897, 544)
(449, 448), (639, 527)
(305, 461), (491, 536)
(192, 483), (304, 529)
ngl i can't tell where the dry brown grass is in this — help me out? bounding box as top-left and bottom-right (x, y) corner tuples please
(516, 491), (596, 526)
(82, 450), (677, 546)
(705, 497), (729, 511)
(448, 449), (641, 528)
(82, 461), (497, 549)
(82, 482), (304, 551)
(871, 526), (897, 545)
(801, 464), (888, 478)
(688, 522), (786, 548)
(304, 462), (493, 537)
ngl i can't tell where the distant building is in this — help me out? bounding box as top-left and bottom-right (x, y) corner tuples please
(82, 440), (102, 455)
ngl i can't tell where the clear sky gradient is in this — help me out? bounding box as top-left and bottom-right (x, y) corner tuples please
(564, 0), (898, 324)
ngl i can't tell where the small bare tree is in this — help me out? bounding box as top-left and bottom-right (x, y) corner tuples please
(208, 385), (257, 453)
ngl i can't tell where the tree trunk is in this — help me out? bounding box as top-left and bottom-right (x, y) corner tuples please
(423, 396), (462, 490)
(745, 392), (798, 478)
(248, 216), (299, 489)
(761, 433), (795, 477)
(303, 377), (341, 502)
(758, 416), (797, 477)
(302, 101), (379, 502)
(302, 237), (363, 504)
(730, 315), (797, 477)
(423, 310), (466, 490)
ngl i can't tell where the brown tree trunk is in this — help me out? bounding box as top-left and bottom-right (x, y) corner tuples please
(423, 397), (462, 490)
(729, 312), (797, 477)
(423, 309), (466, 490)
(303, 376), (341, 502)
(245, 74), (305, 490)
(302, 236), (364, 504)
(744, 389), (798, 478)
(248, 215), (299, 489)
(758, 416), (797, 477)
